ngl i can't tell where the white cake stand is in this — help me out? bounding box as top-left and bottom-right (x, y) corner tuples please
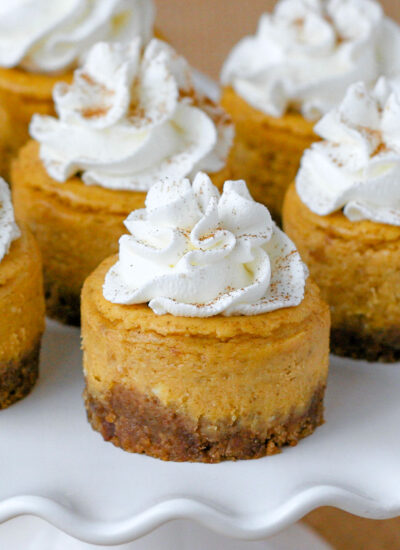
(0, 515), (332, 549)
(0, 320), (399, 549)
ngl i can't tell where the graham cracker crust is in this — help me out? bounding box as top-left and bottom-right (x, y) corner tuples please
(0, 340), (41, 409)
(84, 384), (325, 463)
(331, 326), (400, 363)
(44, 278), (81, 327)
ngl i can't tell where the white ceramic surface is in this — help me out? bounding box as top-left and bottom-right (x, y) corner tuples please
(0, 516), (333, 550)
(0, 320), (399, 546)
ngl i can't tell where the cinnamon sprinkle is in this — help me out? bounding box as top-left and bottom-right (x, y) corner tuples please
(81, 106), (110, 119)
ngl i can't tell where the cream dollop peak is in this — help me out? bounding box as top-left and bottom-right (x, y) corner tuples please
(222, 0), (400, 120)
(30, 39), (233, 192)
(297, 78), (400, 226)
(103, 173), (308, 317)
(0, 0), (155, 72)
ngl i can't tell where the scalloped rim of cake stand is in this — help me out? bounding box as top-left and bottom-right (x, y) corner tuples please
(0, 485), (398, 546)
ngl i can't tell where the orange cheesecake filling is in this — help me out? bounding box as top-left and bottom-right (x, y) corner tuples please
(220, 87), (317, 222)
(283, 183), (400, 358)
(0, 68), (73, 178)
(0, 226), (45, 363)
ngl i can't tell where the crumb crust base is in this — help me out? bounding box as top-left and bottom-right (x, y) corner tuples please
(0, 340), (41, 409)
(331, 326), (400, 363)
(84, 384), (325, 463)
(45, 279), (81, 327)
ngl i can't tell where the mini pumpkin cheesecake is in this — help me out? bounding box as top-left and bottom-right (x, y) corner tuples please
(0, 179), (45, 409)
(81, 173), (330, 462)
(283, 80), (400, 362)
(12, 39), (233, 326)
(220, 0), (400, 223)
(0, 0), (155, 179)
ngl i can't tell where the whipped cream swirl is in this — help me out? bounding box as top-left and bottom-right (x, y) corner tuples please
(221, 0), (400, 120)
(0, 0), (155, 73)
(103, 173), (307, 317)
(0, 178), (20, 263)
(296, 78), (400, 226)
(30, 39), (233, 191)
